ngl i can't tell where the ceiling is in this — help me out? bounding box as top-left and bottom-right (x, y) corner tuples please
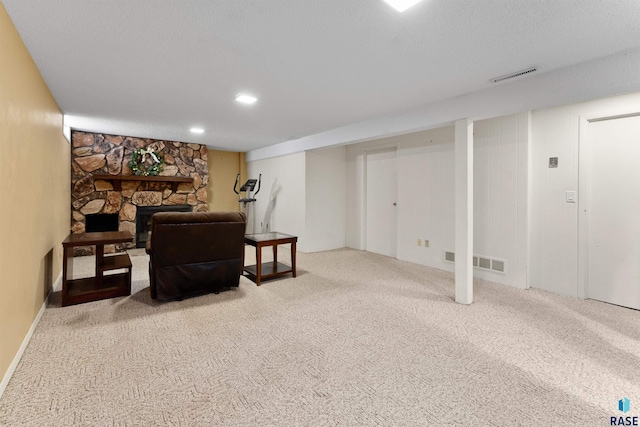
(4, 0), (640, 153)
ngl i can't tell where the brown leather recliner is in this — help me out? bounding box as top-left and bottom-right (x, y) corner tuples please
(146, 211), (246, 301)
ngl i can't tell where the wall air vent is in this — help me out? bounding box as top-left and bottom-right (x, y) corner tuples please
(442, 251), (506, 274)
(478, 257), (491, 269)
(490, 67), (538, 83)
(491, 260), (505, 273)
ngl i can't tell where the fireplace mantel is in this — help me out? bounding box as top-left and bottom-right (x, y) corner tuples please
(92, 174), (194, 191)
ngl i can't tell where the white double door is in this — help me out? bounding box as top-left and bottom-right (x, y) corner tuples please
(587, 114), (640, 310)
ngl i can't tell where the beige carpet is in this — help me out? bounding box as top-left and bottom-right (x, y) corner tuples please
(1, 248), (639, 426)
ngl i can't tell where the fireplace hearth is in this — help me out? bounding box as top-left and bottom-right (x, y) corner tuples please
(135, 205), (191, 248)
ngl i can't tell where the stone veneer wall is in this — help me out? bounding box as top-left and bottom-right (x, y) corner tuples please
(71, 131), (209, 254)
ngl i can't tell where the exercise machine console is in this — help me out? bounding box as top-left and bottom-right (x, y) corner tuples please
(234, 173), (261, 209)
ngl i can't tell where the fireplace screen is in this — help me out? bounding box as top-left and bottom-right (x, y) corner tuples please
(135, 205), (191, 248)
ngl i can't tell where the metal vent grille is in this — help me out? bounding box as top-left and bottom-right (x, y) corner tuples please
(490, 67), (538, 83)
(442, 251), (506, 274)
(491, 260), (505, 272)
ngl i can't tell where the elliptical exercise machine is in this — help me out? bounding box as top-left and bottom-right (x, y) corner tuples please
(233, 173), (261, 233)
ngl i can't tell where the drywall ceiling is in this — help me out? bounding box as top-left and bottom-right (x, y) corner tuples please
(3, 0), (640, 153)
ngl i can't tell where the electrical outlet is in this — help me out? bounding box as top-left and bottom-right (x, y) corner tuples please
(424, 240), (429, 248)
(417, 239), (422, 246)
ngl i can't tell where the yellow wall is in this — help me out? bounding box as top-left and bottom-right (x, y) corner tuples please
(0, 0), (244, 382)
(0, 3), (70, 381)
(206, 150), (247, 211)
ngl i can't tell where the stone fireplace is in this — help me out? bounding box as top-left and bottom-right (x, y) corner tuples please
(71, 131), (209, 255)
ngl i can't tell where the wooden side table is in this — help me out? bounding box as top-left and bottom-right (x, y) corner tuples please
(243, 232), (297, 286)
(61, 231), (133, 306)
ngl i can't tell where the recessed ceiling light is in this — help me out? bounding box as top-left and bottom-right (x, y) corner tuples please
(381, 0), (424, 12)
(190, 127), (205, 134)
(235, 93), (258, 104)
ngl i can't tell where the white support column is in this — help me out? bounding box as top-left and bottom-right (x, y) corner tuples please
(455, 118), (473, 305)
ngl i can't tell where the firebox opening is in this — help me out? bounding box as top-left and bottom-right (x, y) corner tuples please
(85, 213), (119, 233)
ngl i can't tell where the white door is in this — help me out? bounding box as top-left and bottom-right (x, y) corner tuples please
(587, 115), (640, 310)
(366, 148), (397, 257)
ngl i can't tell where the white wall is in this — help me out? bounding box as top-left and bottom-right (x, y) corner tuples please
(530, 91), (640, 297)
(473, 113), (529, 288)
(345, 142), (365, 250)
(247, 148), (347, 254)
(346, 127), (457, 272)
(305, 146), (347, 253)
(345, 114), (529, 289)
(247, 152), (307, 250)
(395, 127), (456, 271)
(246, 90), (640, 299)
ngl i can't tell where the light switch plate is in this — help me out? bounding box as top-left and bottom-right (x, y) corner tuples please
(566, 191), (577, 203)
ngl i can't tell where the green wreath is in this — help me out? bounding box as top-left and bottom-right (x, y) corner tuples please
(129, 147), (164, 176)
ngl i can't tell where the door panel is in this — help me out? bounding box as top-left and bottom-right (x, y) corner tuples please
(366, 148), (397, 257)
(588, 115), (640, 310)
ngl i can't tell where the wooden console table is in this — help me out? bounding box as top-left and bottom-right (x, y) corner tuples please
(61, 231), (133, 306)
(243, 232), (297, 286)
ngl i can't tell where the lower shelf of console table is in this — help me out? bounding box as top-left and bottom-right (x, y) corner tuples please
(243, 262), (294, 281)
(61, 232), (133, 307)
(64, 272), (131, 306)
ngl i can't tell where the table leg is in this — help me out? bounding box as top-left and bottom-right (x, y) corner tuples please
(62, 245), (72, 306)
(256, 244), (262, 286)
(241, 243), (245, 275)
(273, 244), (278, 267)
(95, 244), (104, 288)
(292, 241), (297, 277)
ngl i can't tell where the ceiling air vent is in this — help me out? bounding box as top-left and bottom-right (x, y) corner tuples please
(490, 67), (538, 83)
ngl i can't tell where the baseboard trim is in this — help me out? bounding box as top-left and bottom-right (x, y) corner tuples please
(0, 272), (60, 400)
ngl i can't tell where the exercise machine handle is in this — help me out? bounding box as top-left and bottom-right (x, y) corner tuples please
(253, 174), (262, 197)
(233, 173), (240, 195)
